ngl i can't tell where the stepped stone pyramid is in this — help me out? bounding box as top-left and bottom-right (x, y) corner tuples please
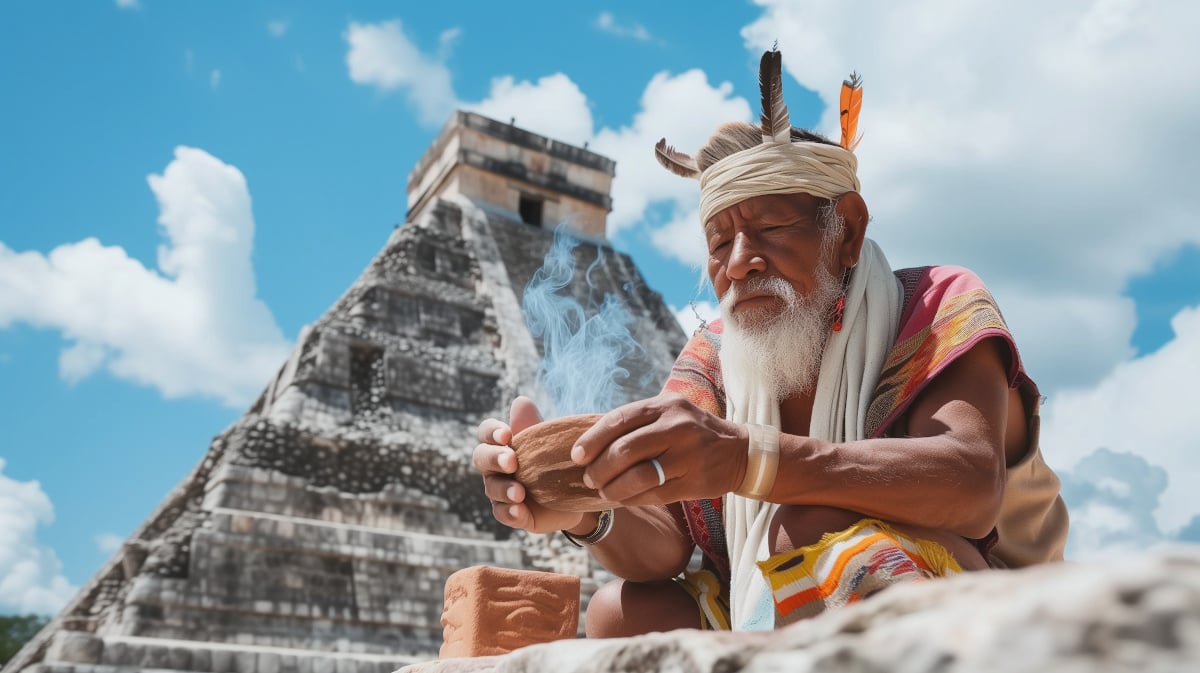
(8, 112), (688, 673)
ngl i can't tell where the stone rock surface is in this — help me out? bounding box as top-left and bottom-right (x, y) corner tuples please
(440, 567), (580, 658)
(400, 547), (1200, 673)
(511, 414), (618, 512)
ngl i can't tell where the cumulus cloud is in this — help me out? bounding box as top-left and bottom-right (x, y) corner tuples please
(467, 74), (595, 147)
(344, 20), (457, 126)
(267, 20), (288, 38)
(0, 146), (291, 407)
(743, 0), (1200, 392)
(649, 206), (708, 269)
(0, 459), (76, 615)
(1041, 303), (1200, 535)
(591, 70), (752, 236)
(595, 12), (653, 42)
(94, 532), (124, 555)
(115, 0), (139, 10)
(1055, 447), (1200, 560)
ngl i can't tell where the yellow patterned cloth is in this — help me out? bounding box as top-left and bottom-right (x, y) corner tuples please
(672, 568), (731, 631)
(756, 519), (963, 624)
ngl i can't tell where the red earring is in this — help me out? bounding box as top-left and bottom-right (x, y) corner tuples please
(832, 265), (853, 332)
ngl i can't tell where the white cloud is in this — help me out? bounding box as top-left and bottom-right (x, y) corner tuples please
(0, 146), (291, 407)
(344, 20), (457, 126)
(1041, 304), (1200, 534)
(59, 341), (108, 384)
(267, 20), (288, 38)
(468, 74), (594, 147)
(649, 206), (707, 269)
(672, 301), (720, 336)
(95, 532), (124, 555)
(742, 0), (1200, 392)
(209, 69), (221, 89)
(438, 27), (461, 60)
(595, 12), (653, 42)
(0, 459), (76, 615)
(115, 0), (139, 10)
(1054, 446), (1188, 561)
(591, 70), (752, 235)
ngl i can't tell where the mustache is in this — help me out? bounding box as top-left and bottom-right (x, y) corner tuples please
(719, 276), (796, 311)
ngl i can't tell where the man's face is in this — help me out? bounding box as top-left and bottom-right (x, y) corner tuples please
(704, 193), (842, 327)
(705, 193), (848, 400)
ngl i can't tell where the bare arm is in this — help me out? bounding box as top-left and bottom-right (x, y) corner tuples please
(762, 338), (1009, 538)
(577, 339), (1011, 540)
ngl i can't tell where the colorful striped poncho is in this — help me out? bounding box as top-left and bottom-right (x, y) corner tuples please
(664, 265), (1068, 588)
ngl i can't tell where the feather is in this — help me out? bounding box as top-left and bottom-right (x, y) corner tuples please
(759, 49), (791, 144)
(839, 71), (864, 151)
(654, 138), (700, 179)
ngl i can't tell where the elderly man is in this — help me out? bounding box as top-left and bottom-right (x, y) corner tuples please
(474, 49), (1068, 635)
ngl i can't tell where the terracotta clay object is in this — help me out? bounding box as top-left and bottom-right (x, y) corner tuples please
(510, 413), (621, 512)
(439, 565), (581, 658)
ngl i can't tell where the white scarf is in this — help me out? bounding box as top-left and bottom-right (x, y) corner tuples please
(721, 238), (902, 630)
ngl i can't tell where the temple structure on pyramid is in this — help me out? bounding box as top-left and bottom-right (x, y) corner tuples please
(7, 112), (687, 673)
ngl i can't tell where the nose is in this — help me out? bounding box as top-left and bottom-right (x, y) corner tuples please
(725, 231), (766, 281)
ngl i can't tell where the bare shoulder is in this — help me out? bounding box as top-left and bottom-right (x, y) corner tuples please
(900, 337), (1011, 442)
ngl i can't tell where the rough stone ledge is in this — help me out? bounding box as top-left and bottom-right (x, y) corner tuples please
(400, 547), (1200, 673)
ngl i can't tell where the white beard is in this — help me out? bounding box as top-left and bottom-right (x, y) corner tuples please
(718, 266), (843, 403)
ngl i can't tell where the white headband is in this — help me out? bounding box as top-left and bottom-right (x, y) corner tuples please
(698, 142), (861, 225)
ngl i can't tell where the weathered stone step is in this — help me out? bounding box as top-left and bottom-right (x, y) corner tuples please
(38, 633), (419, 673)
(203, 509), (522, 569)
(203, 465), (491, 537)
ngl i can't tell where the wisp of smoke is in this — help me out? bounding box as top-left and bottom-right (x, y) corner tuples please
(522, 226), (642, 418)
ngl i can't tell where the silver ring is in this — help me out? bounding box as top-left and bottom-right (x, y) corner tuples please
(650, 458), (666, 487)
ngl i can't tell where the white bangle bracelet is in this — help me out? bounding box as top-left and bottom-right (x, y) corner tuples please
(734, 424), (780, 500)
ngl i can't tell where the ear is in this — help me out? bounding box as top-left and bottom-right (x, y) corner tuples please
(834, 192), (869, 269)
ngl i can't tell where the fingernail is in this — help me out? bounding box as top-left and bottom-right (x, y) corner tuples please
(571, 445), (585, 463)
(492, 429), (505, 443)
(508, 505), (520, 518)
(582, 473), (594, 489)
(507, 486), (519, 501)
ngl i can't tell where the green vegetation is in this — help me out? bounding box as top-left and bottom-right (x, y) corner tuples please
(0, 614), (48, 666)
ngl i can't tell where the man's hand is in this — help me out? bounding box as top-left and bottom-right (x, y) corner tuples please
(571, 393), (749, 506)
(473, 396), (586, 534)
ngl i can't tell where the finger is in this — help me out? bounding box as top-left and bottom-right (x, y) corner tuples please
(492, 501), (533, 529)
(509, 396), (544, 435)
(572, 398), (661, 466)
(482, 475), (526, 504)
(472, 443), (519, 475)
(583, 423), (666, 491)
(477, 418), (512, 445)
(598, 458), (674, 503)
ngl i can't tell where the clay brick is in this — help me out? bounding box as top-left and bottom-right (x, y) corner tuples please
(439, 566), (580, 658)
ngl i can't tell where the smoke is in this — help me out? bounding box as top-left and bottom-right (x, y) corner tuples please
(522, 227), (643, 418)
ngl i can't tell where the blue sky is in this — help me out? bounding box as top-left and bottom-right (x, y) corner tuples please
(1, 1), (1198, 614)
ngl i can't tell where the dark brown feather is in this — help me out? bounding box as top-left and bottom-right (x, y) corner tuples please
(654, 138), (700, 179)
(758, 49), (790, 143)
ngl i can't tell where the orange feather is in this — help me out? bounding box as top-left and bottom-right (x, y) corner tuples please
(839, 72), (863, 151)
